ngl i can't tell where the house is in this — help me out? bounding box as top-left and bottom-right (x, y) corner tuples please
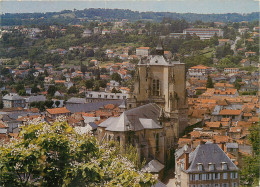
(238, 28), (249, 35)
(224, 68), (239, 74)
(213, 89), (239, 97)
(175, 142), (239, 187)
(102, 29), (110, 35)
(218, 39), (233, 46)
(25, 95), (46, 108)
(2, 93), (26, 108)
(163, 51), (172, 59)
(46, 107), (71, 119)
(245, 51), (256, 57)
(54, 91), (65, 97)
(82, 29), (92, 37)
(85, 91), (128, 102)
(136, 47), (150, 57)
(188, 65), (212, 80)
(218, 109), (242, 121)
(66, 97), (87, 104)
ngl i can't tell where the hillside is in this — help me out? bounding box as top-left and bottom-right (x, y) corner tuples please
(1, 8), (259, 26)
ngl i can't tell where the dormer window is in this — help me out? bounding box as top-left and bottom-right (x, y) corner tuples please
(197, 163), (203, 171)
(222, 162), (228, 170)
(209, 163), (215, 171)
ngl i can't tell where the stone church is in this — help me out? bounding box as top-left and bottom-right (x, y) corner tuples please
(127, 42), (188, 135)
(97, 42), (188, 169)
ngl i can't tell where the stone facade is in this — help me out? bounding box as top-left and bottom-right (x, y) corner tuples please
(127, 43), (188, 136)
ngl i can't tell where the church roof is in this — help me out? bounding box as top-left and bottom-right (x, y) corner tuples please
(99, 103), (162, 132)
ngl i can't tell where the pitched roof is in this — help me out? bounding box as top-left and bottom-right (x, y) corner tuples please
(219, 109), (242, 116)
(46, 107), (70, 115)
(205, 122), (221, 128)
(66, 100), (123, 113)
(186, 143), (238, 173)
(190, 65), (210, 70)
(99, 103), (162, 132)
(142, 159), (165, 173)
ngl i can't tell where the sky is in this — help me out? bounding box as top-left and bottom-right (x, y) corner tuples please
(0, 0), (259, 14)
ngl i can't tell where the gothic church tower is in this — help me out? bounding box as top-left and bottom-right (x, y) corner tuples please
(127, 42), (188, 135)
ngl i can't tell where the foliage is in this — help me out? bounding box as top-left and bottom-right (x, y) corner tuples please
(67, 86), (78, 94)
(55, 100), (61, 107)
(85, 79), (94, 89)
(0, 101), (3, 109)
(215, 44), (234, 59)
(0, 119), (157, 186)
(240, 123), (260, 186)
(111, 88), (122, 93)
(206, 76), (214, 88)
(1, 9), (259, 26)
(111, 73), (122, 83)
(47, 85), (56, 96)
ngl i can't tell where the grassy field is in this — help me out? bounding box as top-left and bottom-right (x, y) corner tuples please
(200, 47), (215, 58)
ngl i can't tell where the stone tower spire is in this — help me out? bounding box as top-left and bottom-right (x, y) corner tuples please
(156, 39), (164, 56)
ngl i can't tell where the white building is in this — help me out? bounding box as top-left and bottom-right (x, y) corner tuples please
(85, 91), (128, 102)
(136, 47), (150, 57)
(183, 28), (223, 40)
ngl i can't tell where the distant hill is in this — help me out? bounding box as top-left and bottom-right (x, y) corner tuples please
(1, 8), (259, 26)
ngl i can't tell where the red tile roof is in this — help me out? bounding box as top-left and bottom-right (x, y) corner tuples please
(46, 107), (70, 115)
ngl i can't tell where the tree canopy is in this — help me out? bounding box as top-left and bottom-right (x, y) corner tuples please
(0, 118), (157, 186)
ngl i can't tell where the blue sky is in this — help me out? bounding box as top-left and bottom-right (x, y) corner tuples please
(0, 0), (259, 14)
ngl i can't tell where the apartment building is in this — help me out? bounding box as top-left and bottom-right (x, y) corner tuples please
(175, 143), (239, 187)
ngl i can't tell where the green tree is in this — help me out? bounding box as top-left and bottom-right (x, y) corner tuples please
(111, 72), (122, 83)
(68, 86), (78, 94)
(0, 120), (157, 186)
(85, 79), (94, 89)
(45, 100), (54, 108)
(55, 100), (61, 107)
(240, 123), (260, 186)
(206, 75), (214, 88)
(47, 85), (56, 96)
(0, 101), (3, 109)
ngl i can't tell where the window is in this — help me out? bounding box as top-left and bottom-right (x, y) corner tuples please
(152, 79), (160, 96)
(202, 174), (207, 180)
(222, 184), (229, 187)
(208, 173), (212, 180)
(222, 163), (228, 170)
(214, 184), (219, 187)
(213, 173), (220, 180)
(232, 183), (237, 187)
(231, 172), (237, 179)
(223, 173), (228, 179)
(195, 174), (199, 181)
(209, 164), (214, 171)
(198, 163), (203, 171)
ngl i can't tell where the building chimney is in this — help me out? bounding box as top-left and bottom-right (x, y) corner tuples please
(220, 142), (225, 151)
(185, 152), (189, 170)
